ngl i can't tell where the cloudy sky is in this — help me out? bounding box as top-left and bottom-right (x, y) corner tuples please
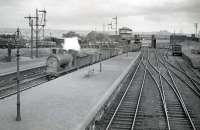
(0, 0), (200, 33)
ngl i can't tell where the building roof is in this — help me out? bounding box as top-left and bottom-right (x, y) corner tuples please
(119, 27), (132, 31)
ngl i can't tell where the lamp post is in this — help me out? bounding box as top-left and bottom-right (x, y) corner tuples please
(30, 19), (33, 58)
(25, 9), (47, 58)
(16, 28), (21, 121)
(194, 23), (198, 37)
(35, 8), (39, 57)
(126, 40), (129, 57)
(100, 24), (106, 72)
(99, 43), (102, 72)
(127, 45), (128, 57)
(24, 16), (35, 59)
(112, 16), (118, 35)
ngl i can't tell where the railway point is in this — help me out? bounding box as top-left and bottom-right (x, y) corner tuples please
(0, 52), (140, 130)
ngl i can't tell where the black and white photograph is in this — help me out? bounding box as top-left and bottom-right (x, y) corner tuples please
(0, 0), (200, 129)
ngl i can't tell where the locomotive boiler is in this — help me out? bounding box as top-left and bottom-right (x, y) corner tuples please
(46, 53), (73, 78)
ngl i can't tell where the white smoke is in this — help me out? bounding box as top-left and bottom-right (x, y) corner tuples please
(63, 37), (80, 51)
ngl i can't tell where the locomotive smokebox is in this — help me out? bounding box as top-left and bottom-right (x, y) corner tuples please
(46, 54), (73, 77)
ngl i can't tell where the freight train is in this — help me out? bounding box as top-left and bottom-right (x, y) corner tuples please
(46, 48), (118, 79)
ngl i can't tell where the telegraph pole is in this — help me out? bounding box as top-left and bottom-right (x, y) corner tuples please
(25, 9), (47, 58)
(25, 16), (35, 58)
(30, 19), (34, 58)
(42, 25), (45, 40)
(194, 23), (198, 37)
(99, 24), (106, 72)
(108, 23), (112, 31)
(49, 32), (52, 49)
(112, 16), (118, 35)
(99, 47), (102, 72)
(35, 8), (39, 57)
(16, 28), (21, 121)
(39, 9), (47, 41)
(103, 24), (106, 33)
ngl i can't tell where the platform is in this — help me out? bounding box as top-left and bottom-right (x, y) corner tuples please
(0, 52), (140, 130)
(0, 57), (46, 76)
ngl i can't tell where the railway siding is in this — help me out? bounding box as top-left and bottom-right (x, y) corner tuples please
(98, 47), (200, 130)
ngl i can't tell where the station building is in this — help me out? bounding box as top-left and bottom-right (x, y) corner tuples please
(119, 27), (133, 40)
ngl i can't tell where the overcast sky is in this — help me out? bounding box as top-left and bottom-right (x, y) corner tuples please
(0, 0), (200, 33)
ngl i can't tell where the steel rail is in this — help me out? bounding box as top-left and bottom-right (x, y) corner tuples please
(156, 51), (197, 130)
(0, 67), (46, 88)
(148, 49), (171, 130)
(159, 52), (200, 86)
(156, 48), (200, 97)
(181, 60), (200, 80)
(130, 48), (148, 130)
(156, 50), (200, 97)
(168, 58), (200, 86)
(157, 54), (200, 97)
(0, 65), (46, 79)
(148, 57), (197, 130)
(0, 74), (47, 91)
(154, 49), (171, 130)
(142, 58), (170, 130)
(105, 52), (144, 130)
(0, 75), (47, 100)
(175, 58), (200, 90)
(150, 55), (200, 97)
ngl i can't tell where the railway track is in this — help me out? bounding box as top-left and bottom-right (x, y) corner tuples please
(0, 74), (48, 99)
(105, 51), (147, 130)
(148, 49), (197, 130)
(164, 56), (200, 84)
(158, 51), (200, 97)
(132, 49), (167, 130)
(0, 66), (46, 88)
(0, 66), (48, 99)
(156, 49), (200, 129)
(175, 59), (200, 80)
(97, 47), (200, 130)
(98, 48), (169, 129)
